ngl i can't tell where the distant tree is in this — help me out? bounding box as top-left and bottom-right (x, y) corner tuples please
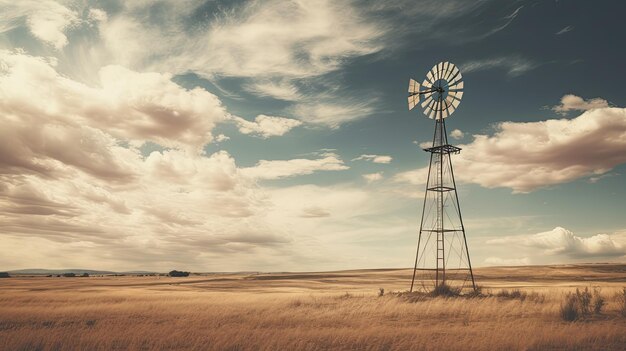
(0, 272), (10, 278)
(81, 273), (90, 277)
(62, 273), (76, 277)
(168, 270), (190, 277)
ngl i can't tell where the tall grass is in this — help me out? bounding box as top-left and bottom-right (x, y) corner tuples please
(0, 277), (625, 350)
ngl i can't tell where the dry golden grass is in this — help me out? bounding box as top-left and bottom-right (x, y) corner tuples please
(1, 264), (625, 350)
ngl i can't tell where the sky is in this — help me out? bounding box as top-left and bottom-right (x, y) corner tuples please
(0, 0), (625, 272)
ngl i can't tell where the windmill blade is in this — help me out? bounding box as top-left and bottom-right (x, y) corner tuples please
(452, 98), (461, 109)
(423, 99), (435, 117)
(433, 64), (441, 81)
(429, 105), (438, 119)
(421, 95), (433, 108)
(448, 90), (461, 99)
(448, 72), (463, 87)
(426, 70), (435, 84)
(447, 66), (461, 82)
(445, 96), (455, 108)
(441, 62), (451, 80)
(444, 64), (458, 81)
(447, 104), (456, 115)
(408, 78), (421, 93)
(408, 95), (420, 110)
(449, 81), (464, 90)
(427, 99), (439, 118)
(436, 62), (444, 80)
(442, 67), (453, 83)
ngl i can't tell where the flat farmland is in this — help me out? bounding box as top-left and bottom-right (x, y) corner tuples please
(1, 264), (625, 350)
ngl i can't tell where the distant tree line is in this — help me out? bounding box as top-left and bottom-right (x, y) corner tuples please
(168, 270), (190, 277)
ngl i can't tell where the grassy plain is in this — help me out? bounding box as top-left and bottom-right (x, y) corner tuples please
(1, 264), (625, 350)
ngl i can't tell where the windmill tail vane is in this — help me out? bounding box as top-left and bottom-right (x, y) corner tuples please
(407, 62), (476, 294)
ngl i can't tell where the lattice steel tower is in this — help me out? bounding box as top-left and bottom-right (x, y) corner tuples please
(407, 62), (476, 293)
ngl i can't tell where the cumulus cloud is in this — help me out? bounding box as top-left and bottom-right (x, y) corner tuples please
(233, 115), (302, 138)
(363, 172), (383, 183)
(0, 50), (229, 152)
(241, 153), (348, 180)
(88, 8), (107, 23)
(352, 154), (393, 164)
(0, 49), (363, 270)
(395, 105), (626, 193)
(552, 94), (609, 114)
(487, 227), (626, 258)
(450, 129), (464, 140)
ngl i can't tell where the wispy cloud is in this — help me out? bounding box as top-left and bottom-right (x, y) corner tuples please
(474, 5), (523, 40)
(0, 1), (81, 50)
(556, 25), (574, 35)
(352, 154), (393, 164)
(461, 56), (537, 77)
(241, 153), (349, 180)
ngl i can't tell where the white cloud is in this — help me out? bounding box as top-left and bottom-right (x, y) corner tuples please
(393, 168), (429, 186)
(0, 1), (79, 50)
(90, 0), (388, 128)
(395, 105), (626, 193)
(461, 56), (537, 77)
(352, 154), (393, 164)
(0, 50), (229, 152)
(484, 256), (530, 266)
(487, 227), (626, 258)
(363, 172), (383, 183)
(291, 100), (375, 128)
(215, 134), (230, 143)
(450, 129), (464, 140)
(413, 140), (432, 149)
(552, 94), (609, 114)
(88, 8), (107, 23)
(233, 115), (302, 138)
(555, 25), (573, 35)
(244, 79), (301, 101)
(241, 153), (348, 180)
(99, 1), (384, 80)
(300, 206), (331, 218)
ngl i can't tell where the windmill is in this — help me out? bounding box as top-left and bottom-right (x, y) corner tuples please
(407, 62), (476, 294)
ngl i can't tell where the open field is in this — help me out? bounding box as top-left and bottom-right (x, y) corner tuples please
(1, 264), (626, 350)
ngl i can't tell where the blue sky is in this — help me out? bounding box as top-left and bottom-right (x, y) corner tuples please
(0, 0), (625, 271)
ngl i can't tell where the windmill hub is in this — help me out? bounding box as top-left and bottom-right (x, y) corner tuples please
(406, 62), (476, 294)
